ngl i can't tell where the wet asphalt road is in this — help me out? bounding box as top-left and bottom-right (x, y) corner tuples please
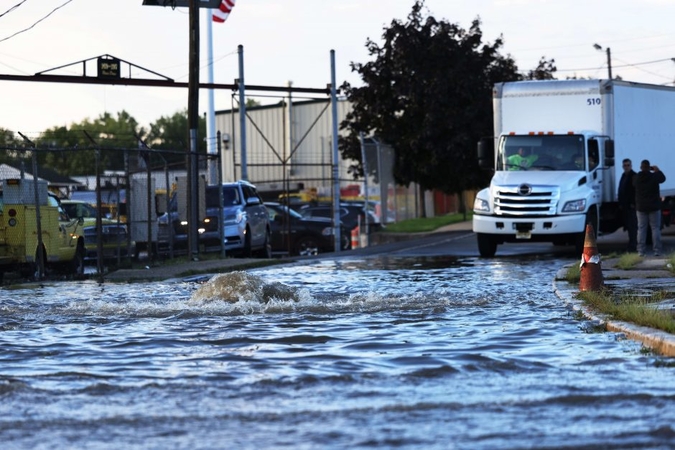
(351, 225), (675, 260)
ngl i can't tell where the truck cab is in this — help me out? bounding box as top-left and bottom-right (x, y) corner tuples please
(474, 132), (614, 257)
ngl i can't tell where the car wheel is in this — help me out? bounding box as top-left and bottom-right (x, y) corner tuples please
(295, 236), (320, 256)
(70, 243), (86, 278)
(255, 229), (272, 259)
(241, 227), (252, 258)
(575, 209), (598, 254)
(340, 232), (351, 250)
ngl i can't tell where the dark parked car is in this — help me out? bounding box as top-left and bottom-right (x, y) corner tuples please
(266, 202), (351, 256)
(298, 202), (381, 232)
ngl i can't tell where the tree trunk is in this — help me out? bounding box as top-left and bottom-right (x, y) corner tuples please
(459, 191), (467, 220)
(418, 186), (426, 218)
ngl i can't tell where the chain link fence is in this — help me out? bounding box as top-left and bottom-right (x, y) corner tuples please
(0, 116), (455, 277)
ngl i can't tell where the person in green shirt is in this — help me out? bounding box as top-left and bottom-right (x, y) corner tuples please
(507, 147), (539, 170)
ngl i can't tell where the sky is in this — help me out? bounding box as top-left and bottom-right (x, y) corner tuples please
(2, 0), (675, 136)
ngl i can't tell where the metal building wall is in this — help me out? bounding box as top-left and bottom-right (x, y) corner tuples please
(214, 98), (353, 193)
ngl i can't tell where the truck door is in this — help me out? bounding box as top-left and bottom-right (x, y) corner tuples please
(589, 138), (615, 204)
(587, 139), (603, 207)
(46, 195), (75, 261)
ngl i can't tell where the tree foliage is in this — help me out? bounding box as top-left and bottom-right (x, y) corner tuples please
(339, 1), (556, 196)
(145, 109), (207, 168)
(0, 110), (206, 176)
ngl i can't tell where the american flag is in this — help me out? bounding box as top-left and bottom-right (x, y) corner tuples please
(212, 0), (235, 23)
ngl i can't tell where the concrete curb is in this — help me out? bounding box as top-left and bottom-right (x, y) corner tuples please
(553, 264), (675, 357)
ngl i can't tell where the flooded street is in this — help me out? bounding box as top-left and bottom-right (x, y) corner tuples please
(1, 254), (675, 449)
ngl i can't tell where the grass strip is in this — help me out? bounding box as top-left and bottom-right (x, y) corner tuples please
(382, 212), (472, 233)
(578, 289), (675, 334)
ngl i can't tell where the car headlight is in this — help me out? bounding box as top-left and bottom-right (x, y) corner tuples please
(473, 197), (490, 213)
(321, 227), (334, 236)
(562, 199), (586, 212)
(235, 209), (246, 224)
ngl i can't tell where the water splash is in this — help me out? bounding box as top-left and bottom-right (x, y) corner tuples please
(190, 271), (302, 304)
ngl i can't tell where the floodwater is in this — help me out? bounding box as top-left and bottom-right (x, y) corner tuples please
(1, 255), (675, 450)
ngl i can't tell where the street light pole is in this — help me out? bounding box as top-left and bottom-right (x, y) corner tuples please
(593, 43), (612, 79)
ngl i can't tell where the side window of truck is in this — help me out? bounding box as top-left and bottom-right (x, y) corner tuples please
(588, 140), (600, 170)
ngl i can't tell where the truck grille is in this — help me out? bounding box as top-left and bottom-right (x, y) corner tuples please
(83, 225), (128, 245)
(493, 185), (559, 217)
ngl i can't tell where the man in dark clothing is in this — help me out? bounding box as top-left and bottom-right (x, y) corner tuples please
(633, 159), (666, 256)
(618, 158), (637, 252)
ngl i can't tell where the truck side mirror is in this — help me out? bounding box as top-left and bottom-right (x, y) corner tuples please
(604, 139), (615, 167)
(477, 137), (494, 169)
(605, 139), (615, 158)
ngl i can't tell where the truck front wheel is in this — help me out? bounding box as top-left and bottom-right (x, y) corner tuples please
(575, 210), (598, 254)
(477, 233), (498, 257)
(70, 244), (85, 278)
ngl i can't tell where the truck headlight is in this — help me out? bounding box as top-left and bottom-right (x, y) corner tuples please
(473, 198), (490, 213)
(562, 199), (586, 212)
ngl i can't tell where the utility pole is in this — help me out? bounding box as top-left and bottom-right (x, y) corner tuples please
(187, 0), (200, 260)
(593, 43), (612, 79)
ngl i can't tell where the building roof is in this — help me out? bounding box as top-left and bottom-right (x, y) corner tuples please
(0, 163), (83, 188)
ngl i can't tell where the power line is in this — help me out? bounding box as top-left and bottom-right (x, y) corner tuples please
(0, 0), (74, 44)
(0, 0), (28, 19)
(612, 57), (675, 81)
(556, 57), (675, 73)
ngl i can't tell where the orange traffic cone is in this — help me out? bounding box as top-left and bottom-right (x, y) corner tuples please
(351, 226), (360, 249)
(579, 224), (603, 291)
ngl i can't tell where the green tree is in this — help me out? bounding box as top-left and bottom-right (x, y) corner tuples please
(30, 111), (145, 176)
(339, 1), (555, 215)
(526, 57), (557, 80)
(0, 128), (26, 166)
(145, 109), (207, 168)
(14, 109), (208, 176)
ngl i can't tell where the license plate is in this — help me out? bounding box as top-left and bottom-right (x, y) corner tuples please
(516, 231), (532, 239)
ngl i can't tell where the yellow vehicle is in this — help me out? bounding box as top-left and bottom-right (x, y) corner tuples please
(0, 179), (85, 280)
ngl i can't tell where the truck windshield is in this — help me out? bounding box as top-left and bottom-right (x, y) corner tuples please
(497, 135), (585, 171)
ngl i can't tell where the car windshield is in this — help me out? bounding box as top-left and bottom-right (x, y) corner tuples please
(63, 202), (97, 219)
(267, 204), (303, 220)
(206, 186), (241, 208)
(287, 207), (302, 219)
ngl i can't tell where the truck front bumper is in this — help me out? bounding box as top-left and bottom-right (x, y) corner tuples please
(472, 214), (586, 238)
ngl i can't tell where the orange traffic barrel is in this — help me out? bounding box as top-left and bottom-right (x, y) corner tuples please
(351, 227), (360, 249)
(579, 224), (603, 291)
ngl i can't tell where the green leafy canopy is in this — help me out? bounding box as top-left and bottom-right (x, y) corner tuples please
(338, 0), (556, 195)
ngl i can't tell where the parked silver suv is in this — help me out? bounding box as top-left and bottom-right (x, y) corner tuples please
(200, 181), (272, 257)
(157, 180), (271, 258)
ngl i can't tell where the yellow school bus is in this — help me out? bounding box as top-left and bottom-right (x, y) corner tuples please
(0, 179), (85, 280)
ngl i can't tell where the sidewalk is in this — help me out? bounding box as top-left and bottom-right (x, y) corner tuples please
(102, 257), (281, 283)
(104, 220), (475, 283)
(553, 255), (675, 357)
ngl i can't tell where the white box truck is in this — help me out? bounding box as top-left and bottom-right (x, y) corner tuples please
(473, 79), (675, 257)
